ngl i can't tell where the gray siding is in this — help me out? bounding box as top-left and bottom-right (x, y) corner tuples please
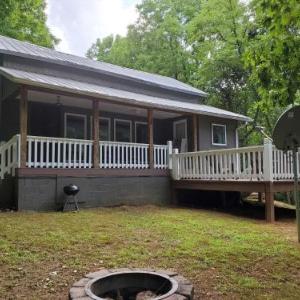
(3, 55), (202, 104)
(198, 115), (238, 150)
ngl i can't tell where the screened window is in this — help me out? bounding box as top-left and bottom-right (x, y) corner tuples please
(99, 118), (110, 141)
(65, 113), (87, 139)
(114, 119), (132, 142)
(135, 122), (147, 143)
(212, 124), (227, 145)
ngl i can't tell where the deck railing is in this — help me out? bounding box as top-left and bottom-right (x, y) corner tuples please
(0, 134), (20, 179)
(0, 135), (172, 171)
(27, 136), (93, 168)
(172, 139), (300, 182)
(2, 135), (299, 181)
(99, 141), (149, 169)
(99, 141), (172, 169)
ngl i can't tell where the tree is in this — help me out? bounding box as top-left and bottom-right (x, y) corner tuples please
(87, 0), (202, 82)
(0, 0), (58, 48)
(188, 0), (253, 114)
(245, 0), (300, 121)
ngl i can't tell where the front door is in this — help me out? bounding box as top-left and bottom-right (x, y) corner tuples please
(173, 119), (188, 152)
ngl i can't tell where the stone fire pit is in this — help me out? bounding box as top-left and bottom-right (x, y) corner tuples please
(69, 268), (194, 300)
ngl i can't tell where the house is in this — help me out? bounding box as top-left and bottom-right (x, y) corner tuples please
(2, 35), (295, 221)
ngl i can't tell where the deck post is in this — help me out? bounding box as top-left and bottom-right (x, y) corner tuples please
(167, 141), (173, 169)
(92, 100), (100, 168)
(263, 138), (273, 181)
(171, 148), (179, 180)
(265, 183), (275, 223)
(192, 115), (198, 151)
(263, 138), (274, 222)
(148, 109), (154, 169)
(20, 86), (28, 168)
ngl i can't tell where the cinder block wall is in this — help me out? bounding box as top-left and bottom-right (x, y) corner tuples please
(16, 176), (171, 211)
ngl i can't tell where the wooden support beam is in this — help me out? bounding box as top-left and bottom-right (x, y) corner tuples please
(20, 86), (28, 168)
(192, 115), (198, 152)
(148, 109), (154, 169)
(92, 100), (100, 168)
(265, 183), (275, 223)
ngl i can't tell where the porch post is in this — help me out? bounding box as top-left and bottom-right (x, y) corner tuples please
(92, 100), (100, 168)
(192, 114), (198, 152)
(20, 86), (28, 168)
(148, 109), (154, 169)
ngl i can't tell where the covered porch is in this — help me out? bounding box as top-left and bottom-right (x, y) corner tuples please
(0, 83), (201, 179)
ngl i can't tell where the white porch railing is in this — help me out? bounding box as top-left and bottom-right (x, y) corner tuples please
(0, 135), (172, 171)
(0, 134), (20, 179)
(172, 139), (300, 182)
(27, 136), (93, 168)
(154, 144), (169, 169)
(99, 141), (149, 169)
(99, 141), (172, 169)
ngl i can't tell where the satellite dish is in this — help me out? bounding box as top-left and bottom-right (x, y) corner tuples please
(273, 105), (300, 151)
(273, 105), (300, 243)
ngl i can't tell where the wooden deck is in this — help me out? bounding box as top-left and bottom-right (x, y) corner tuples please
(172, 179), (298, 223)
(1, 134), (298, 222)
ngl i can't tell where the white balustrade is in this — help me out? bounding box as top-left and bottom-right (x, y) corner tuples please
(0, 135), (20, 179)
(99, 141), (149, 169)
(2, 135), (299, 182)
(27, 136), (93, 168)
(154, 144), (169, 169)
(273, 148), (300, 180)
(173, 145), (265, 181)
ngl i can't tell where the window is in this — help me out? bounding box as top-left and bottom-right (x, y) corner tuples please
(64, 113), (87, 139)
(90, 117), (111, 141)
(114, 119), (132, 142)
(212, 124), (227, 146)
(99, 118), (110, 141)
(135, 122), (147, 143)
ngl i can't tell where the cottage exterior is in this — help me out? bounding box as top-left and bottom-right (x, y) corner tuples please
(1, 35), (297, 220)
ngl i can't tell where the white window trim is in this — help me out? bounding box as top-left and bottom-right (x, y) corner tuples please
(114, 118), (132, 142)
(90, 116), (111, 141)
(135, 121), (147, 143)
(173, 119), (188, 141)
(64, 113), (87, 139)
(211, 123), (227, 146)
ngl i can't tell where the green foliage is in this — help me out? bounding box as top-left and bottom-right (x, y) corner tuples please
(0, 0), (58, 48)
(87, 0), (300, 145)
(245, 0), (300, 113)
(87, 0), (201, 82)
(188, 0), (252, 114)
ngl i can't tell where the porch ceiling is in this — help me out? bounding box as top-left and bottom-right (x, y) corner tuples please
(0, 67), (252, 122)
(26, 90), (180, 119)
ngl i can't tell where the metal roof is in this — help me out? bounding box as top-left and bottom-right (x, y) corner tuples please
(0, 35), (207, 97)
(0, 67), (251, 122)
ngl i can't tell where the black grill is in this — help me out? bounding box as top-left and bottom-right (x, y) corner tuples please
(63, 184), (80, 212)
(63, 184), (80, 196)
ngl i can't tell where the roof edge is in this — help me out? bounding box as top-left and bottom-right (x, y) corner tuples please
(0, 47), (207, 98)
(0, 67), (251, 123)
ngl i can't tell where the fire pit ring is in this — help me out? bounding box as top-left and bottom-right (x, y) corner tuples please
(69, 268), (194, 300)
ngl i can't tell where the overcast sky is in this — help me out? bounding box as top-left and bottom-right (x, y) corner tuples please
(46, 0), (141, 57)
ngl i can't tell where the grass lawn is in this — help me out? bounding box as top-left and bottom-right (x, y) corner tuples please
(0, 206), (299, 299)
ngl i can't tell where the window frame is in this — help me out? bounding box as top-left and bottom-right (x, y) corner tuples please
(211, 123), (227, 146)
(134, 121), (147, 143)
(114, 118), (132, 142)
(64, 113), (87, 139)
(90, 116), (111, 141)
